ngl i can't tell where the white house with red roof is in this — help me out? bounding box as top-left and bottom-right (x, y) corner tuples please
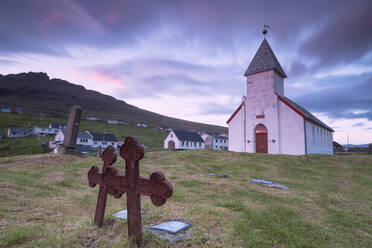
(227, 38), (334, 155)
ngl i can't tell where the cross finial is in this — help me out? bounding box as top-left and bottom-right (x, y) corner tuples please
(263, 23), (270, 39)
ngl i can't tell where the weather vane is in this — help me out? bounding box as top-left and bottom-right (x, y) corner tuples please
(263, 23), (270, 39)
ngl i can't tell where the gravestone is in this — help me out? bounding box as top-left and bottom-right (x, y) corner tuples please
(60, 105), (82, 154)
(88, 137), (173, 246)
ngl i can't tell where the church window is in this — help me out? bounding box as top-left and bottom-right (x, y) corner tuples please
(182, 141), (184, 146)
(199, 143), (201, 147)
(194, 142), (196, 146)
(186, 141), (189, 146)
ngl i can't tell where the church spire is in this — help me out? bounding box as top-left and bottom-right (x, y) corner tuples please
(244, 38), (287, 78)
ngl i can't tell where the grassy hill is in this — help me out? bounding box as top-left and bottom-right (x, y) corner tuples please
(0, 112), (169, 157)
(0, 151), (371, 247)
(0, 72), (227, 134)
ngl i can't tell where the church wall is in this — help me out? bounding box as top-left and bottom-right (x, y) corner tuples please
(245, 70), (280, 154)
(228, 106), (245, 152)
(305, 121), (333, 154)
(163, 131), (180, 149)
(279, 100), (306, 155)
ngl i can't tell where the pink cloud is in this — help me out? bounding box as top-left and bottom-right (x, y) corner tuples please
(88, 70), (126, 88)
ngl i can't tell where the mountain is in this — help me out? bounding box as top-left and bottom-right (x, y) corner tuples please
(0, 72), (227, 134)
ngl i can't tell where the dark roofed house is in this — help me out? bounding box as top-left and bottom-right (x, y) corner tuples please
(89, 132), (119, 149)
(164, 130), (205, 150)
(49, 123), (66, 130)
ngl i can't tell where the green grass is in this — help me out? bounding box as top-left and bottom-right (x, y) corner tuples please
(0, 112), (168, 157)
(0, 151), (371, 247)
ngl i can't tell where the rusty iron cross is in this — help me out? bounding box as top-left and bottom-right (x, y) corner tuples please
(87, 136), (173, 246)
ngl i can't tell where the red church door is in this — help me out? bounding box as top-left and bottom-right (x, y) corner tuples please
(255, 124), (268, 153)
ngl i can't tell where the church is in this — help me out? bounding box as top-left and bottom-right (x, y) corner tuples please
(227, 38), (334, 155)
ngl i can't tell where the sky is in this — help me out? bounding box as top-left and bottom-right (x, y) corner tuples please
(0, 0), (371, 145)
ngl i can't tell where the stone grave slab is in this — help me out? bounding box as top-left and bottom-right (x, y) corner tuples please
(202, 173), (217, 176)
(146, 221), (191, 243)
(112, 210), (144, 219)
(250, 178), (288, 190)
(147, 221), (191, 234)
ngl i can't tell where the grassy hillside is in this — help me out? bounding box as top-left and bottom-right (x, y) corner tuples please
(0, 72), (227, 134)
(0, 112), (168, 157)
(0, 151), (371, 247)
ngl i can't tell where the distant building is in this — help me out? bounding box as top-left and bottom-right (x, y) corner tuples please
(33, 126), (58, 136)
(227, 38), (333, 155)
(108, 119), (119, 124)
(87, 117), (100, 121)
(164, 130), (205, 150)
(49, 123), (66, 130)
(1, 107), (11, 113)
(90, 132), (119, 149)
(201, 133), (228, 150)
(7, 127), (30, 138)
(52, 130), (118, 153)
(137, 123), (148, 128)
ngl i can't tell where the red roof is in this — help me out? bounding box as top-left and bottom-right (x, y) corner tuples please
(276, 93), (334, 132)
(226, 103), (242, 124)
(226, 94), (333, 132)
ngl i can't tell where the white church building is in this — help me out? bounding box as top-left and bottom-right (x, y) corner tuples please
(227, 38), (334, 155)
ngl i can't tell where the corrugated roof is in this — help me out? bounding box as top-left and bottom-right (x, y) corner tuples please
(244, 39), (287, 78)
(173, 130), (205, 142)
(90, 132), (118, 142)
(277, 94), (334, 132)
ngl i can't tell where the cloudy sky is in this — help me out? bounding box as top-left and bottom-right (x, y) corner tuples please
(1, 0), (371, 144)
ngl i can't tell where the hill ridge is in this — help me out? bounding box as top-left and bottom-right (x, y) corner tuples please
(0, 72), (227, 133)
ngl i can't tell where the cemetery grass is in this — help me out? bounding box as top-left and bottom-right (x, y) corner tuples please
(0, 151), (371, 247)
(0, 112), (168, 157)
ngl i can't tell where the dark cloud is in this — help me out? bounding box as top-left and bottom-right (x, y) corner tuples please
(301, 1), (372, 68)
(0, 0), (351, 56)
(293, 73), (372, 121)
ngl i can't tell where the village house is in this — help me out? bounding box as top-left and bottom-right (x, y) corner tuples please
(227, 38), (334, 155)
(33, 126), (58, 136)
(164, 130), (205, 150)
(87, 117), (100, 121)
(52, 130), (119, 153)
(1, 107), (11, 113)
(201, 133), (229, 150)
(90, 132), (119, 149)
(137, 123), (148, 128)
(49, 123), (66, 130)
(7, 127), (30, 138)
(107, 119), (125, 125)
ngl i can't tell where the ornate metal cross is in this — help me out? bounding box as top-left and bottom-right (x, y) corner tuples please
(87, 136), (173, 246)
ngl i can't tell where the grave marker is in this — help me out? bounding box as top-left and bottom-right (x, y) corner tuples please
(61, 105), (82, 154)
(88, 136), (173, 246)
